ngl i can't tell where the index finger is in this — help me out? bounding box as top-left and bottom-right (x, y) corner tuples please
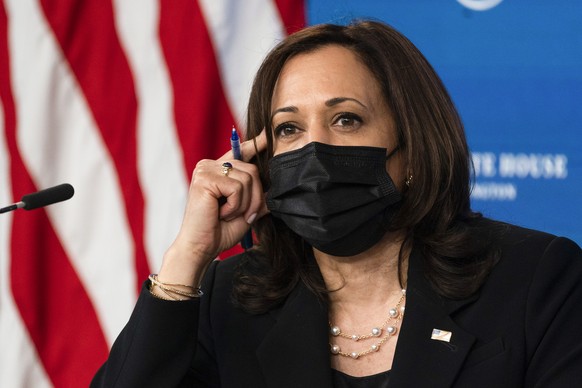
(240, 129), (267, 162)
(219, 129), (267, 162)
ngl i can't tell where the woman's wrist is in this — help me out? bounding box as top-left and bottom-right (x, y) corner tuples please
(148, 274), (204, 301)
(158, 243), (214, 288)
(149, 247), (214, 301)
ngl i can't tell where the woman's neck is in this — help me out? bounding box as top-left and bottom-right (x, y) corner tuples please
(316, 232), (410, 377)
(313, 232), (408, 308)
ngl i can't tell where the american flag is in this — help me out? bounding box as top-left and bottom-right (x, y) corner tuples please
(0, 1), (304, 386)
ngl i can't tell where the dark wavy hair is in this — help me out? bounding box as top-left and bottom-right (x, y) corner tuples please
(233, 20), (499, 314)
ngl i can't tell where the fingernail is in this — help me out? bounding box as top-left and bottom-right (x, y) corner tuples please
(246, 213), (257, 224)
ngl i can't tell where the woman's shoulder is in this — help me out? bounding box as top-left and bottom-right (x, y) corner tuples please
(479, 218), (582, 285)
(482, 218), (580, 256)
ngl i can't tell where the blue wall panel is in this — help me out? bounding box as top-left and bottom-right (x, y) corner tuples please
(307, 1), (582, 243)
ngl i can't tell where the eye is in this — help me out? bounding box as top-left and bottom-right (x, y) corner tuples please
(333, 112), (363, 128)
(273, 123), (299, 139)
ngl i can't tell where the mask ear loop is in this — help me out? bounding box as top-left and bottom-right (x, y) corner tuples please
(385, 145), (400, 160)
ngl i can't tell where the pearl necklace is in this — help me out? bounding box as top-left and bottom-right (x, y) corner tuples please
(329, 289), (406, 359)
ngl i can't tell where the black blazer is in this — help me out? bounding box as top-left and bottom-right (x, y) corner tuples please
(92, 223), (582, 387)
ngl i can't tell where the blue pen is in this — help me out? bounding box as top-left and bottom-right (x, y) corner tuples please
(230, 126), (242, 160)
(231, 126), (254, 249)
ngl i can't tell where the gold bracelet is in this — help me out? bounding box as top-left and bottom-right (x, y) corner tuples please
(149, 274), (199, 290)
(148, 284), (179, 301)
(148, 274), (203, 300)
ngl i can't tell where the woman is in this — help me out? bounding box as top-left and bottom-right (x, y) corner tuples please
(92, 21), (582, 387)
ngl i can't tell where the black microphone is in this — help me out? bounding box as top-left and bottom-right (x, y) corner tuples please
(0, 183), (75, 214)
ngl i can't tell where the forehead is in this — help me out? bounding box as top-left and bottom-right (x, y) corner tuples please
(272, 45), (383, 107)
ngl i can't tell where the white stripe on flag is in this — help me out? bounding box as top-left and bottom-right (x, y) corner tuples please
(113, 0), (189, 272)
(198, 0), (286, 131)
(0, 87), (53, 388)
(6, 0), (136, 345)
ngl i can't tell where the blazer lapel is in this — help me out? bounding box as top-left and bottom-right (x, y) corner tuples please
(390, 248), (479, 387)
(256, 281), (333, 388)
(255, 247), (480, 387)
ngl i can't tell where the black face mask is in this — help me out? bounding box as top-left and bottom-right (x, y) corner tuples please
(266, 142), (401, 257)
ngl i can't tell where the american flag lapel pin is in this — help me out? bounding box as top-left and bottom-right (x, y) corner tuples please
(431, 328), (452, 342)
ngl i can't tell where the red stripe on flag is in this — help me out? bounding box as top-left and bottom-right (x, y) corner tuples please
(159, 0), (246, 259)
(159, 0), (236, 175)
(0, 3), (109, 387)
(39, 0), (150, 288)
(276, 0), (306, 34)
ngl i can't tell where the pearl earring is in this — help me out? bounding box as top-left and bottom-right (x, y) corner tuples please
(405, 174), (413, 187)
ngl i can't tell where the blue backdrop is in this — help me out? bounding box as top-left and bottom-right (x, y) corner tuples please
(307, 0), (582, 244)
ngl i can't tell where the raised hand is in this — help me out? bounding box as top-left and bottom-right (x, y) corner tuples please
(157, 130), (268, 288)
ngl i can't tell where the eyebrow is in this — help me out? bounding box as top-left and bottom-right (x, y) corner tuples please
(270, 97), (368, 121)
(325, 97), (367, 109)
(271, 106), (298, 121)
